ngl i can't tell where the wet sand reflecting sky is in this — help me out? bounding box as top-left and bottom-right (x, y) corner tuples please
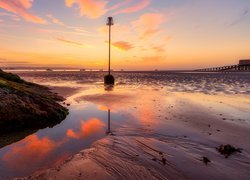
(0, 71), (250, 179)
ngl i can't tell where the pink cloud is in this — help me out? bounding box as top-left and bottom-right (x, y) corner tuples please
(2, 135), (64, 171)
(0, 12), (20, 21)
(115, 0), (150, 14)
(56, 37), (91, 48)
(0, 0), (46, 24)
(112, 41), (134, 51)
(65, 0), (108, 19)
(66, 0), (152, 19)
(132, 13), (165, 39)
(108, 0), (132, 11)
(47, 14), (64, 25)
(66, 118), (105, 139)
(19, 0), (33, 8)
(65, 0), (74, 7)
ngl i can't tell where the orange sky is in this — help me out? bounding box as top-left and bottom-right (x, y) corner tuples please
(0, 0), (250, 70)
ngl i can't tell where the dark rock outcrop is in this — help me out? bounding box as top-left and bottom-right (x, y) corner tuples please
(0, 69), (68, 137)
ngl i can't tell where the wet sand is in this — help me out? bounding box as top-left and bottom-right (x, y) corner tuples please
(22, 85), (250, 180)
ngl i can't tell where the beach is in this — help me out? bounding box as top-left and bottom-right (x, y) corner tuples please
(0, 71), (250, 179)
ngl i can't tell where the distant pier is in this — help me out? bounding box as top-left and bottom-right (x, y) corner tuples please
(195, 60), (250, 72)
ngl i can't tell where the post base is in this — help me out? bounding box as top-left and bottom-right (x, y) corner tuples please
(104, 74), (115, 85)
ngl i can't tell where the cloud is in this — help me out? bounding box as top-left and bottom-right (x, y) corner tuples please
(98, 105), (109, 111)
(65, 0), (151, 19)
(65, 0), (74, 7)
(152, 45), (165, 53)
(19, 0), (33, 8)
(132, 13), (165, 39)
(114, 0), (150, 14)
(0, 12), (20, 21)
(65, 0), (108, 19)
(2, 135), (64, 171)
(0, 0), (46, 24)
(47, 14), (64, 26)
(57, 37), (91, 48)
(67, 118), (105, 139)
(112, 41), (134, 51)
(38, 26), (92, 37)
(229, 8), (249, 26)
(108, 0), (132, 11)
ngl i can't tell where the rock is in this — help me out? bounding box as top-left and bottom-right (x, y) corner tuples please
(216, 144), (242, 158)
(162, 157), (167, 165)
(202, 157), (211, 165)
(0, 69), (68, 135)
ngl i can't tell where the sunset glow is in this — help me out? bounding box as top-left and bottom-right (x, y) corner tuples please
(66, 118), (105, 139)
(0, 0), (250, 70)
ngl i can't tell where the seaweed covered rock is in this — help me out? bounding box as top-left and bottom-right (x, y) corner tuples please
(216, 144), (242, 158)
(0, 69), (68, 133)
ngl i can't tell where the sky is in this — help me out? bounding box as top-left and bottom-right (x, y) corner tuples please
(0, 0), (250, 70)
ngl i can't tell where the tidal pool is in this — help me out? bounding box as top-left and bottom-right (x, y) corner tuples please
(0, 89), (122, 178)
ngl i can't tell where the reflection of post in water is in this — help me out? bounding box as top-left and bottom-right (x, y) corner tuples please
(106, 109), (112, 135)
(104, 84), (114, 91)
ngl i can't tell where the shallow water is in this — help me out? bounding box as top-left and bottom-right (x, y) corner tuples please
(0, 71), (250, 179)
(0, 87), (130, 178)
(16, 71), (250, 94)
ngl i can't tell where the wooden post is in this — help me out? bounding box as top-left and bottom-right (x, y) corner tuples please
(104, 17), (115, 85)
(108, 23), (111, 75)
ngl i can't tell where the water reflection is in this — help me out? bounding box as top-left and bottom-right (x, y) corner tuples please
(0, 101), (120, 178)
(2, 135), (65, 172)
(104, 83), (113, 135)
(104, 85), (114, 92)
(106, 109), (111, 135)
(1, 77), (249, 179)
(0, 71), (249, 179)
(66, 118), (105, 139)
(0, 118), (63, 149)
